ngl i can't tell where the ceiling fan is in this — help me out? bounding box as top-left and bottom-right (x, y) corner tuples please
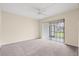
(32, 7), (48, 16)
(31, 4), (55, 16)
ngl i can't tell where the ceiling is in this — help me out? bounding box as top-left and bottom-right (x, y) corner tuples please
(0, 3), (79, 20)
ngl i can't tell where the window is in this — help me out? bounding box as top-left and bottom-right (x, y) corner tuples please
(49, 19), (64, 43)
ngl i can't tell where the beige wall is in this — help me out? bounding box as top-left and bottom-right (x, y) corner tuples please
(1, 11), (40, 45)
(40, 8), (79, 47)
(78, 15), (79, 47)
(0, 9), (2, 46)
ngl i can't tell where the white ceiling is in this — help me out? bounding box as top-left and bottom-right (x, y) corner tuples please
(0, 3), (79, 20)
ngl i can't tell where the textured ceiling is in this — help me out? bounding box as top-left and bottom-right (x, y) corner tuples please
(0, 3), (79, 20)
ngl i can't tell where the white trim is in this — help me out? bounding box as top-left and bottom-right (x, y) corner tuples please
(1, 38), (39, 46)
(65, 42), (78, 47)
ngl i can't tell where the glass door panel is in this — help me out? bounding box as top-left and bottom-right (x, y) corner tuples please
(49, 19), (64, 43)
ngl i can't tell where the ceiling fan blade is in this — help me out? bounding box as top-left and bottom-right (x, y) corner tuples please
(38, 12), (48, 16)
(31, 6), (45, 12)
(31, 7), (40, 11)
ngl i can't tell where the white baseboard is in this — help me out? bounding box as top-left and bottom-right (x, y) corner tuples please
(1, 38), (39, 46)
(65, 43), (78, 47)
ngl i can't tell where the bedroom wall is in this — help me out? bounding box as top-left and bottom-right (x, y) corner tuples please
(78, 13), (79, 47)
(1, 11), (40, 45)
(41, 22), (49, 39)
(0, 8), (2, 46)
(40, 8), (79, 47)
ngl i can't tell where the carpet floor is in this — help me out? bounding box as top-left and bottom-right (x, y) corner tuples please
(0, 39), (78, 56)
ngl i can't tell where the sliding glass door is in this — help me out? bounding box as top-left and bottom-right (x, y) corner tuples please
(49, 19), (64, 43)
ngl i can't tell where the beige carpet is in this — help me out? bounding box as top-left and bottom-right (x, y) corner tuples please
(0, 39), (78, 56)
